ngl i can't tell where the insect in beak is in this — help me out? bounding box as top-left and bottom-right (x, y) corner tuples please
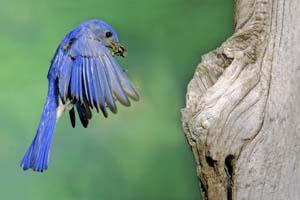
(108, 41), (127, 57)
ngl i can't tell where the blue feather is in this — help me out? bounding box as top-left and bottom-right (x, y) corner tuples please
(77, 59), (84, 103)
(58, 56), (73, 101)
(94, 59), (107, 116)
(86, 57), (96, 109)
(82, 58), (92, 107)
(103, 54), (130, 106)
(99, 56), (117, 113)
(86, 58), (98, 111)
(70, 60), (77, 99)
(109, 55), (139, 101)
(74, 60), (80, 100)
(20, 78), (58, 172)
(90, 58), (101, 112)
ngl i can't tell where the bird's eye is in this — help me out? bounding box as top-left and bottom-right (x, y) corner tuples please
(105, 31), (113, 38)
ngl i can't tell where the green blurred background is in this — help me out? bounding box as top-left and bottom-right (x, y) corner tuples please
(0, 0), (233, 199)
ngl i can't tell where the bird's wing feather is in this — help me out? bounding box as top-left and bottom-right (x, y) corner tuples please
(50, 33), (139, 127)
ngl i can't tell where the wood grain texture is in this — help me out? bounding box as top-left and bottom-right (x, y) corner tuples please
(181, 0), (300, 199)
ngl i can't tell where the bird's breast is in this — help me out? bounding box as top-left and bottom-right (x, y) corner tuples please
(56, 98), (73, 119)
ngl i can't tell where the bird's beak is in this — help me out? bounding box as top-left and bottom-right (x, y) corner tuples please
(108, 41), (127, 57)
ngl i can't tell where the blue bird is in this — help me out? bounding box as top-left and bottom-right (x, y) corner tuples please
(20, 19), (139, 172)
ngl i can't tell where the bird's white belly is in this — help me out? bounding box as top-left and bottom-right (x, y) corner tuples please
(56, 99), (73, 119)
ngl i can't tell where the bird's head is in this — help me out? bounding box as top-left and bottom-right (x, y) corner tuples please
(85, 19), (126, 57)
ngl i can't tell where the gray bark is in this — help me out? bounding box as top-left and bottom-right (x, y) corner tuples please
(181, 0), (300, 199)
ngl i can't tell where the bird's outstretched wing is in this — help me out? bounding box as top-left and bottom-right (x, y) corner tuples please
(50, 34), (139, 127)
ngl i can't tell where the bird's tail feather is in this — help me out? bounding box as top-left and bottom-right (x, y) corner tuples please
(20, 80), (59, 172)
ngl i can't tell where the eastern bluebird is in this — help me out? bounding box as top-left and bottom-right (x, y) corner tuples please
(20, 19), (139, 172)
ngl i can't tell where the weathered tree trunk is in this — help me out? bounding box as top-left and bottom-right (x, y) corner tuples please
(181, 0), (300, 199)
